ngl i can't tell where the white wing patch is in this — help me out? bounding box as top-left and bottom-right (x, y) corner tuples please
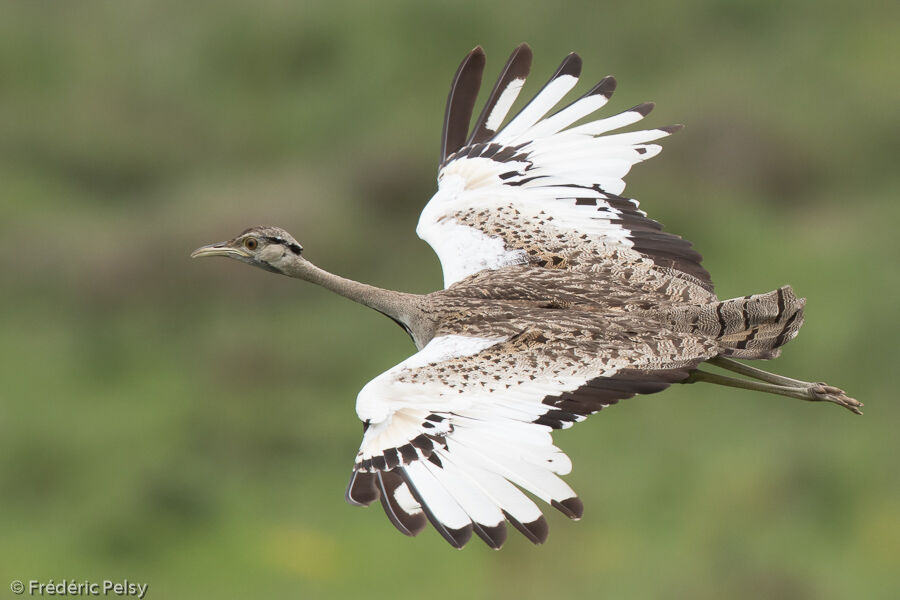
(349, 333), (648, 547)
(493, 73), (579, 143)
(420, 219), (529, 288)
(417, 161), (534, 287)
(417, 57), (690, 289)
(484, 77), (526, 132)
(419, 151), (651, 286)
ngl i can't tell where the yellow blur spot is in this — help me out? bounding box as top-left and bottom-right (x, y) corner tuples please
(258, 525), (339, 581)
(857, 500), (900, 565)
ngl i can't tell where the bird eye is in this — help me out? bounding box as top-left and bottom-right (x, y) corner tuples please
(244, 238), (258, 251)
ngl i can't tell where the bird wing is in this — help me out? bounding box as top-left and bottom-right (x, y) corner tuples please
(347, 319), (718, 548)
(417, 44), (712, 291)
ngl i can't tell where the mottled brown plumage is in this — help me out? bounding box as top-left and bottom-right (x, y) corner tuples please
(192, 45), (860, 550)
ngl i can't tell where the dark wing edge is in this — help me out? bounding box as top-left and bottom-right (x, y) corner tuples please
(440, 46), (485, 165)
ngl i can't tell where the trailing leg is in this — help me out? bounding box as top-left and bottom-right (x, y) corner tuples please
(708, 356), (810, 387)
(685, 361), (863, 415)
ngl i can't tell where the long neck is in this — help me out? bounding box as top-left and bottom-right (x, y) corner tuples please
(279, 255), (430, 344)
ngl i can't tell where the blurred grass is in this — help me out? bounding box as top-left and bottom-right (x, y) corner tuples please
(1, 1), (898, 598)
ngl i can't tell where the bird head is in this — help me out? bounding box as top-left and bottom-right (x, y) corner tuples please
(191, 226), (304, 274)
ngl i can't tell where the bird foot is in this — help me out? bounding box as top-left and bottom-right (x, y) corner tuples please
(807, 383), (863, 415)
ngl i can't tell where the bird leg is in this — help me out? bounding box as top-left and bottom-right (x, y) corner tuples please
(685, 357), (863, 415)
(708, 356), (811, 387)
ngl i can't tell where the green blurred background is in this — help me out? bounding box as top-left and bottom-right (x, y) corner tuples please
(2, 1), (898, 598)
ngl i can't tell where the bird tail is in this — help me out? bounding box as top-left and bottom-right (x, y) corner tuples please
(665, 286), (805, 360)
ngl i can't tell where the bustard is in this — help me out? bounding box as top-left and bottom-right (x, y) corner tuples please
(193, 44), (860, 549)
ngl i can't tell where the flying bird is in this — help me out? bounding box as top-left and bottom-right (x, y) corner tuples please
(192, 44), (860, 549)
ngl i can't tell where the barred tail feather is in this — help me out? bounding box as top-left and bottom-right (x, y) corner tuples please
(666, 286), (805, 359)
(716, 286), (805, 359)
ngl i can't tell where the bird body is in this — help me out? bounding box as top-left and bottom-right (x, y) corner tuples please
(193, 44), (859, 549)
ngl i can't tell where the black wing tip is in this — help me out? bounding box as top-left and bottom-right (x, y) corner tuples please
(592, 75), (617, 98)
(558, 52), (583, 79)
(632, 102), (655, 117)
(551, 497), (584, 520)
(380, 496), (427, 538)
(444, 524), (474, 549)
(512, 42), (532, 56)
(515, 43), (534, 67)
(375, 470), (428, 537)
(396, 467), (475, 548)
(454, 45), (486, 79)
(345, 471), (379, 507)
(459, 46), (485, 64)
(473, 522), (508, 550)
(506, 43), (534, 76)
(659, 124), (685, 134)
(505, 512), (549, 545)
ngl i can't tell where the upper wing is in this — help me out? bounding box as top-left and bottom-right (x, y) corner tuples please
(346, 320), (718, 548)
(418, 44), (712, 291)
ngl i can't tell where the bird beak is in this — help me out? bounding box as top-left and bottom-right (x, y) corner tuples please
(191, 242), (250, 259)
